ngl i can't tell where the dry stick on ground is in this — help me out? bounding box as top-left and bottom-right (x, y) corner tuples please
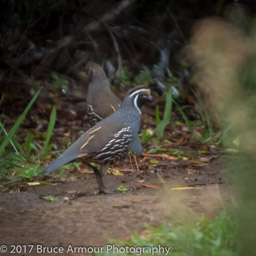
(133, 155), (140, 173)
(128, 153), (140, 174)
(143, 153), (178, 161)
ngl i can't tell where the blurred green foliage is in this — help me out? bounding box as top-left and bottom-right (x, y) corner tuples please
(51, 73), (69, 93)
(0, 91), (57, 180)
(97, 212), (238, 256)
(234, 52), (256, 256)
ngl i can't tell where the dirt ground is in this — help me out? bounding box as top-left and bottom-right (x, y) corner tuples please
(0, 155), (231, 255)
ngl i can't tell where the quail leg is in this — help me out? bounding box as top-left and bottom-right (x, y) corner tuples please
(86, 163), (116, 194)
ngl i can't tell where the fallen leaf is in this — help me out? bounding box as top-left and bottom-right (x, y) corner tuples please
(146, 128), (154, 135)
(178, 156), (189, 160)
(187, 168), (198, 174)
(117, 185), (129, 192)
(199, 150), (209, 154)
(111, 169), (124, 176)
(42, 195), (58, 201)
(175, 121), (184, 126)
(64, 132), (70, 137)
(79, 168), (93, 174)
(27, 182), (41, 186)
(150, 159), (159, 164)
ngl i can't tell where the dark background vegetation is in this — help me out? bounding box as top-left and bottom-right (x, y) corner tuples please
(1, 0), (255, 103)
(1, 0), (255, 139)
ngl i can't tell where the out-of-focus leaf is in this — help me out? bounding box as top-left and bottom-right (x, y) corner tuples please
(79, 168), (93, 174)
(187, 168), (198, 174)
(27, 182), (41, 186)
(42, 195), (58, 201)
(111, 169), (124, 176)
(117, 185), (129, 192)
(200, 150), (210, 154)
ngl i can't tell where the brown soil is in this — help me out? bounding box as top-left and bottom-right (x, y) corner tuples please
(0, 157), (230, 255)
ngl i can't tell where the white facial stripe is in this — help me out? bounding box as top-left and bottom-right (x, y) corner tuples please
(129, 88), (149, 98)
(133, 94), (141, 114)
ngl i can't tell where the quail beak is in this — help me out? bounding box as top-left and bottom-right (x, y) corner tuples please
(143, 89), (153, 101)
(148, 94), (153, 101)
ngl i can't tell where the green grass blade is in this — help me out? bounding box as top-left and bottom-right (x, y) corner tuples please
(12, 137), (25, 155)
(155, 105), (161, 125)
(41, 106), (56, 156)
(154, 86), (173, 137)
(175, 103), (193, 133)
(0, 90), (40, 155)
(24, 133), (33, 156)
(0, 121), (18, 153)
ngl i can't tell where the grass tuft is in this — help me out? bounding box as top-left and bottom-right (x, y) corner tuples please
(96, 212), (238, 256)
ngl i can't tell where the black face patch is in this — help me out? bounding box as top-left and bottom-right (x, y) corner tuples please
(136, 92), (153, 109)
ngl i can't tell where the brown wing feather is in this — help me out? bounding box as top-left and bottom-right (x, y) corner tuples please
(63, 118), (126, 161)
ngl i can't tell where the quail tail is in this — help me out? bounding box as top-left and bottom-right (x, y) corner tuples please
(41, 154), (76, 174)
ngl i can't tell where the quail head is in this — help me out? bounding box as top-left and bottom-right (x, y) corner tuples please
(86, 61), (121, 126)
(42, 88), (153, 194)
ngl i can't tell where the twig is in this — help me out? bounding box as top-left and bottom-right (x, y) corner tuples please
(161, 0), (187, 45)
(80, 10), (123, 77)
(143, 153), (178, 161)
(133, 155), (140, 174)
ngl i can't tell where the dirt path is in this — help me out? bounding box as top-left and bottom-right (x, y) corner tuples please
(0, 157), (229, 254)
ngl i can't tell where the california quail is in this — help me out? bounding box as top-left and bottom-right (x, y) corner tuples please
(42, 88), (153, 194)
(86, 61), (143, 155)
(86, 61), (121, 126)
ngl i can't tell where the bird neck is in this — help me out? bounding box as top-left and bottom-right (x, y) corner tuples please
(119, 97), (142, 126)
